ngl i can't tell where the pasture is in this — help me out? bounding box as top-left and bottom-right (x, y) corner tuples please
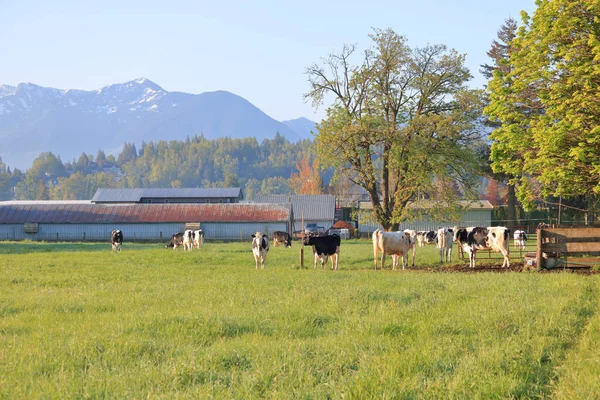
(1, 239), (599, 398)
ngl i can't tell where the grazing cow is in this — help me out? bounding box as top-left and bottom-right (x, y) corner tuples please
(454, 226), (511, 268)
(182, 230), (195, 251)
(372, 229), (412, 270)
(403, 229), (418, 267)
(194, 229), (204, 248)
(166, 232), (184, 249)
(272, 231), (292, 248)
(303, 234), (341, 270)
(513, 230), (527, 250)
(437, 227), (453, 263)
(111, 229), (123, 252)
(252, 232), (270, 269)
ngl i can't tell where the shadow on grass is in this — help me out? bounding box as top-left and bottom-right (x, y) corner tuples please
(0, 241), (162, 254)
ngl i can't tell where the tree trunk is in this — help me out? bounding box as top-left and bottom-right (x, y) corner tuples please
(506, 183), (517, 226)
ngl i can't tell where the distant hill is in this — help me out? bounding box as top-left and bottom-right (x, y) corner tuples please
(0, 78), (316, 169)
(282, 117), (319, 140)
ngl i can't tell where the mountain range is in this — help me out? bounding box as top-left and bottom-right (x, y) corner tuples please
(0, 78), (317, 170)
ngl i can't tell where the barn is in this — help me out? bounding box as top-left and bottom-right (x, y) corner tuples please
(0, 200), (292, 242)
(358, 200), (494, 235)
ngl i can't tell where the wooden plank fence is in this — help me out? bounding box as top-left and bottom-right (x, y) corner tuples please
(536, 227), (600, 269)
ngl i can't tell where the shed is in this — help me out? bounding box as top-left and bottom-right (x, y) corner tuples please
(0, 200), (291, 242)
(254, 195), (336, 232)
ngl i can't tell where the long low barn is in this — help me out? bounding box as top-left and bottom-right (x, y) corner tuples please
(0, 201), (292, 242)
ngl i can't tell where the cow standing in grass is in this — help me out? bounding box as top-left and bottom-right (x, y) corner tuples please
(252, 232), (270, 269)
(272, 231), (292, 248)
(303, 234), (341, 270)
(183, 230), (195, 251)
(194, 229), (204, 248)
(372, 229), (412, 270)
(111, 229), (123, 252)
(454, 226), (511, 268)
(437, 227), (453, 263)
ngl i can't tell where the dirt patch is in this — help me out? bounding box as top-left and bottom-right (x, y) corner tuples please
(416, 263), (598, 275)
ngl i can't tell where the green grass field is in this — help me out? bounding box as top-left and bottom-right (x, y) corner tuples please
(1, 239), (599, 398)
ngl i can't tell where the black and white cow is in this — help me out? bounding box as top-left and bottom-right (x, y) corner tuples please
(454, 226), (510, 268)
(416, 231), (437, 247)
(513, 230), (527, 250)
(272, 231), (292, 248)
(166, 232), (184, 249)
(304, 234), (341, 270)
(193, 229), (204, 248)
(252, 232), (270, 269)
(111, 229), (123, 251)
(183, 230), (195, 251)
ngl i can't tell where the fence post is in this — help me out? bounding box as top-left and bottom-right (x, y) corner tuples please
(536, 228), (543, 270)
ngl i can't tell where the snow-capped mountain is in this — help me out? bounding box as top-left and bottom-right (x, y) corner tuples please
(0, 78), (315, 169)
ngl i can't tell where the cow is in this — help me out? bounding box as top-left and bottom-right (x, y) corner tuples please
(372, 229), (412, 270)
(111, 229), (123, 252)
(403, 229), (418, 266)
(437, 227), (453, 263)
(182, 230), (195, 251)
(416, 231), (437, 247)
(272, 231), (292, 248)
(454, 226), (511, 268)
(194, 229), (204, 248)
(252, 232), (270, 269)
(303, 234), (341, 270)
(513, 230), (527, 250)
(166, 232), (184, 249)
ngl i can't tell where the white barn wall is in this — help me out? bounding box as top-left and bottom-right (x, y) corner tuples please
(0, 222), (289, 242)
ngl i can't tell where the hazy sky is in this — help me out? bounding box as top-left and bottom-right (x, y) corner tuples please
(1, 0), (536, 122)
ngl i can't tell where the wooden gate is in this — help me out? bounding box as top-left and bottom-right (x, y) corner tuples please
(536, 227), (600, 269)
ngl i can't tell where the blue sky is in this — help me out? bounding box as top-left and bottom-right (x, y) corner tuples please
(1, 0), (536, 122)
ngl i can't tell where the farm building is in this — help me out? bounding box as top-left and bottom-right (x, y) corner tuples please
(253, 195), (336, 232)
(357, 200), (494, 236)
(0, 200), (291, 242)
(91, 187), (244, 204)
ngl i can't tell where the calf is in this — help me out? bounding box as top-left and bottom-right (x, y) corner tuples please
(513, 230), (527, 250)
(194, 229), (204, 248)
(454, 226), (510, 268)
(166, 232), (184, 249)
(111, 229), (123, 252)
(372, 229), (412, 270)
(252, 232), (270, 269)
(303, 234), (341, 270)
(437, 227), (453, 263)
(272, 231), (292, 248)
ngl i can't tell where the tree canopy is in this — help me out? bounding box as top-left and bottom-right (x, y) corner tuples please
(305, 28), (485, 230)
(485, 0), (600, 210)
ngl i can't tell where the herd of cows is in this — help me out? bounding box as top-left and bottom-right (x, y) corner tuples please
(110, 227), (530, 270)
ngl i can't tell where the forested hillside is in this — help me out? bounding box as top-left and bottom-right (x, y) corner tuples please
(0, 133), (314, 201)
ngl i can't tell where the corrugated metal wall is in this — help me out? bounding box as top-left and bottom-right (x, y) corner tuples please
(0, 222), (289, 242)
(358, 210), (493, 236)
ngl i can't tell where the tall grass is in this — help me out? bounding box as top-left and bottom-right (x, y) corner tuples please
(0, 240), (598, 398)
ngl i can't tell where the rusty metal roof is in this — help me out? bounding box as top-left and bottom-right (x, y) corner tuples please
(0, 202), (290, 224)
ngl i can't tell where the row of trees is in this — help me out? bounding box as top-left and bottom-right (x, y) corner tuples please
(1, 134), (326, 201)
